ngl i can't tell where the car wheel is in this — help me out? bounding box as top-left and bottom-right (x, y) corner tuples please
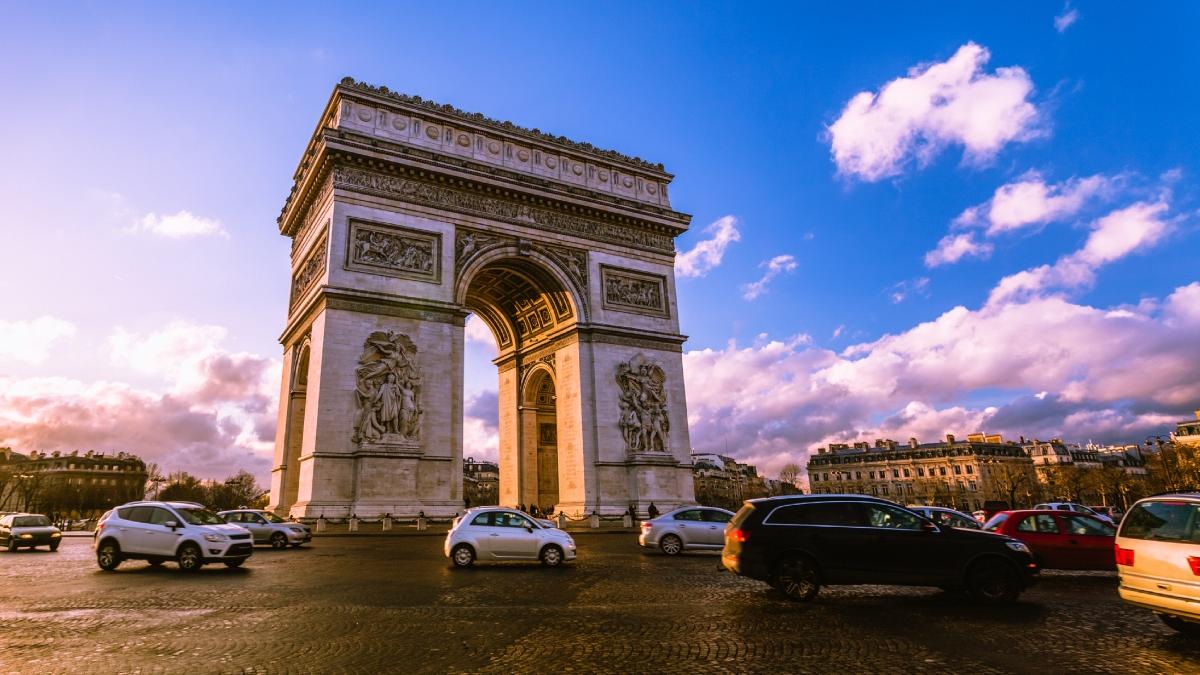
(1160, 614), (1200, 636)
(540, 545), (564, 567)
(270, 532), (288, 549)
(96, 541), (121, 571)
(50, 542), (59, 552)
(774, 555), (821, 602)
(224, 560), (245, 569)
(177, 543), (204, 572)
(6, 539), (16, 552)
(659, 534), (683, 556)
(451, 544), (475, 568)
(966, 559), (1020, 604)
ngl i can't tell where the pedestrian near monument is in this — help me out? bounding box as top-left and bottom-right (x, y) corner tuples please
(647, 502), (659, 519)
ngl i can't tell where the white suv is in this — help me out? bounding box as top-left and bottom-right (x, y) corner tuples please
(94, 501), (254, 572)
(1116, 493), (1200, 634)
(445, 507), (576, 567)
(1035, 502), (1115, 525)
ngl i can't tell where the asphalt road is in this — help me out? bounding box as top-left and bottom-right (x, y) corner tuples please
(2, 534), (1200, 674)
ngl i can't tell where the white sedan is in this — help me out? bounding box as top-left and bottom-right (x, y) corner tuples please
(445, 507), (576, 567)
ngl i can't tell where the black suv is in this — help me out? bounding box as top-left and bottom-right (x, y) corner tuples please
(722, 494), (1039, 603)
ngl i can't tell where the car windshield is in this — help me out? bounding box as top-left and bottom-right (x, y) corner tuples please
(262, 512), (286, 523)
(13, 515), (50, 527)
(983, 513), (1009, 532)
(175, 507), (226, 525)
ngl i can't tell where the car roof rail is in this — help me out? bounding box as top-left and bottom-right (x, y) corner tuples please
(1143, 489), (1200, 499)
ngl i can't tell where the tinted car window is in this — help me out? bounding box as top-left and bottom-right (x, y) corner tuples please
(1121, 501), (1200, 543)
(673, 510), (704, 521)
(1017, 514), (1058, 534)
(1063, 515), (1113, 536)
(122, 506), (154, 523)
(175, 507), (225, 526)
(494, 512), (535, 529)
(983, 513), (1008, 532)
(865, 505), (924, 530)
(770, 502), (865, 526)
(148, 508), (176, 526)
(470, 512), (493, 526)
(13, 515), (50, 527)
(948, 514), (978, 529)
(703, 510), (732, 523)
(729, 504), (755, 529)
(223, 512), (244, 523)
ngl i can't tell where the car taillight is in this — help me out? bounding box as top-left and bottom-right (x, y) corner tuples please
(730, 529), (749, 543)
(640, 522), (652, 530)
(1114, 544), (1134, 566)
(1188, 557), (1200, 576)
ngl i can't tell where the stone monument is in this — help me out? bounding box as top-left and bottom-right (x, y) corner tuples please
(268, 78), (696, 518)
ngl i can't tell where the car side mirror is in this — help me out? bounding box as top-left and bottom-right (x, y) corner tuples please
(922, 521), (938, 533)
(525, 525), (533, 533)
(164, 520), (178, 530)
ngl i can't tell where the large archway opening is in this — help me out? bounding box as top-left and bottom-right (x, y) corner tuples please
(459, 253), (580, 514)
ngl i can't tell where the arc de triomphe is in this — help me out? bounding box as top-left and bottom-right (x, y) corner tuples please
(268, 79), (696, 518)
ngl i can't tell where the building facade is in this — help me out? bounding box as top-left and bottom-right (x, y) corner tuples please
(807, 435), (1037, 512)
(463, 457), (499, 507)
(0, 448), (148, 517)
(1174, 411), (1200, 449)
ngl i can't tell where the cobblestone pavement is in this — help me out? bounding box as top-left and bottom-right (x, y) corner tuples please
(3, 535), (1200, 674)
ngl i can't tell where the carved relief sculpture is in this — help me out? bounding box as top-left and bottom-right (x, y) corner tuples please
(616, 355), (670, 454)
(352, 331), (423, 445)
(600, 265), (668, 317)
(290, 236), (327, 310)
(347, 220), (440, 282)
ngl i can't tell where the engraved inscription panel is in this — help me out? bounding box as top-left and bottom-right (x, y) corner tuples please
(601, 265), (668, 317)
(346, 219), (441, 283)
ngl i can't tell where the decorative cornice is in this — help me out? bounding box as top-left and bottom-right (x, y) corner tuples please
(333, 165), (675, 254)
(338, 77), (666, 173)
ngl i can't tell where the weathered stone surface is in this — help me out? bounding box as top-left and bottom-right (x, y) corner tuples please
(270, 81), (695, 518)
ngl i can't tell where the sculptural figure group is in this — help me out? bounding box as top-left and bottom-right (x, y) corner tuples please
(616, 356), (670, 454)
(353, 330), (423, 444)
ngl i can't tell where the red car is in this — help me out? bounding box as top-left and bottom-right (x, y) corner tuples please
(983, 509), (1116, 570)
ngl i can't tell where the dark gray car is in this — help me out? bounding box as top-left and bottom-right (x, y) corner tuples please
(219, 509), (311, 548)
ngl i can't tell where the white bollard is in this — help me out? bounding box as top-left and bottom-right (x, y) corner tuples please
(590, 513), (600, 529)
(558, 512), (567, 529)
(623, 514), (632, 528)
(315, 517), (326, 533)
(348, 517), (359, 532)
(382, 517), (392, 531)
(417, 516), (427, 531)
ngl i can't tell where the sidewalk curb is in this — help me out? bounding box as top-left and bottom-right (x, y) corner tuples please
(311, 529), (638, 538)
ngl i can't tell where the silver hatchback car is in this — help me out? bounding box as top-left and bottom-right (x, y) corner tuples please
(219, 509), (312, 548)
(639, 506), (734, 555)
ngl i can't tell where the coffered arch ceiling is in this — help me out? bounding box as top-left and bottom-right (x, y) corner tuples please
(464, 258), (577, 353)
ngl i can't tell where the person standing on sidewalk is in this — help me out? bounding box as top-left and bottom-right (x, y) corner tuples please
(647, 502), (659, 519)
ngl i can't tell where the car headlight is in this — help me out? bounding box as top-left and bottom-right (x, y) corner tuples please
(288, 526), (306, 533)
(1005, 541), (1031, 554)
(204, 533), (228, 542)
(19, 533), (32, 539)
(51, 532), (61, 538)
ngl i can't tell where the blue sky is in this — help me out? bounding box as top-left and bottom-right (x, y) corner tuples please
(1, 3), (1197, 481)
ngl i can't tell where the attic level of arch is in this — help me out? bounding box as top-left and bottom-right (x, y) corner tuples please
(280, 140), (690, 257)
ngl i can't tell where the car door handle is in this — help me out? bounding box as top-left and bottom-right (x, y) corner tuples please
(1068, 539), (1079, 545)
(489, 533), (499, 537)
(709, 525), (717, 530)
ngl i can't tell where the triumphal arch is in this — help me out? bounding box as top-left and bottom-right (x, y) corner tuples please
(268, 79), (696, 518)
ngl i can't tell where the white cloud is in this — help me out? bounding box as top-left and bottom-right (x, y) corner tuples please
(828, 42), (1042, 181)
(925, 233), (994, 267)
(676, 215), (741, 278)
(464, 315), (497, 353)
(127, 210), (229, 239)
(1054, 5), (1080, 32)
(960, 172), (1116, 235)
(989, 200), (1172, 304)
(683, 282), (1200, 478)
(0, 317), (77, 365)
(831, 324), (845, 340)
(741, 254), (798, 300)
(0, 320), (279, 483)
